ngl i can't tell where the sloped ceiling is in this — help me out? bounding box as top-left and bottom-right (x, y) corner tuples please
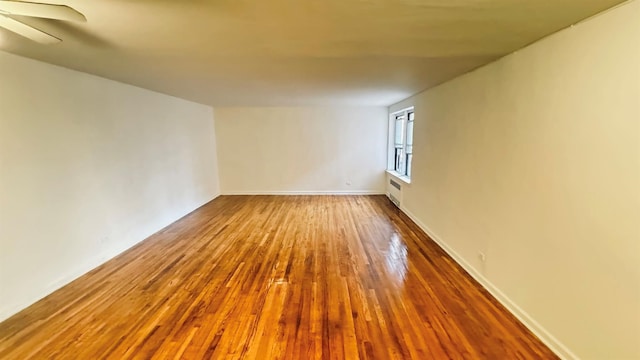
(0, 0), (627, 106)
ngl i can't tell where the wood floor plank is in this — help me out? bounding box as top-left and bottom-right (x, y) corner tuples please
(0, 195), (558, 359)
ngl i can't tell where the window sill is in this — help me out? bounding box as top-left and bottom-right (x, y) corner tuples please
(386, 170), (411, 184)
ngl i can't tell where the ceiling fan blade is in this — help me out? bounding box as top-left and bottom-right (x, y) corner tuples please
(0, 14), (60, 43)
(0, 1), (85, 22)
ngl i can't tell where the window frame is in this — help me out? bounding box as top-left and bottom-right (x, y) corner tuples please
(388, 107), (414, 182)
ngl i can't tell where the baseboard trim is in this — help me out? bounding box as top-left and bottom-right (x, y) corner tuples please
(399, 204), (578, 360)
(222, 190), (385, 196)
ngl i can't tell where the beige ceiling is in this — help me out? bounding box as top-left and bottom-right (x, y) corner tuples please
(0, 0), (627, 106)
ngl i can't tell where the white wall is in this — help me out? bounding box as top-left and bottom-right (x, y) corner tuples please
(0, 51), (220, 322)
(215, 107), (388, 194)
(389, 2), (640, 359)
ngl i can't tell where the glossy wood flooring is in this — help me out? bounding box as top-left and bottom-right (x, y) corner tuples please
(0, 196), (557, 359)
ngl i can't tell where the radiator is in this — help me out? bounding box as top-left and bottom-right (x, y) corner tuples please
(388, 178), (402, 208)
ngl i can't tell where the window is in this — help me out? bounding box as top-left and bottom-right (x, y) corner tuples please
(389, 107), (414, 179)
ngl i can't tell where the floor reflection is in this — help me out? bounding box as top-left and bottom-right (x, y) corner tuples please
(385, 232), (408, 284)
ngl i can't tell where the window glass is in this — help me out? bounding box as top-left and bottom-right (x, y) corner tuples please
(394, 115), (405, 147)
(406, 118), (414, 154)
(389, 108), (414, 179)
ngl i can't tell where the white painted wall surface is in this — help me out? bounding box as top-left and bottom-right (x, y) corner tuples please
(389, 2), (640, 359)
(0, 51), (220, 321)
(215, 107), (388, 194)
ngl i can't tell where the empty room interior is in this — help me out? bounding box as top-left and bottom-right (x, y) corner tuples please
(0, 0), (638, 359)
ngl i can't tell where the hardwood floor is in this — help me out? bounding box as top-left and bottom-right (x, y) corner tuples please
(0, 196), (557, 359)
